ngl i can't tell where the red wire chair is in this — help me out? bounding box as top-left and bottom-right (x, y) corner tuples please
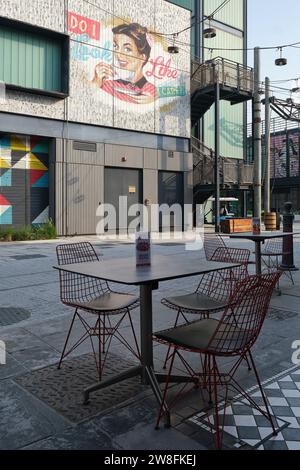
(204, 231), (251, 276)
(154, 272), (281, 449)
(161, 265), (249, 370)
(161, 233), (251, 370)
(56, 242), (140, 380)
(261, 238), (294, 287)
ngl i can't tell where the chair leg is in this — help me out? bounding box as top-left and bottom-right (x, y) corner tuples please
(207, 354), (213, 405)
(244, 354), (252, 371)
(202, 353), (212, 403)
(202, 354), (208, 390)
(212, 356), (222, 450)
(102, 315), (106, 354)
(248, 351), (277, 435)
(98, 315), (103, 381)
(127, 309), (141, 359)
(163, 309), (182, 370)
(156, 347), (176, 430)
(58, 309), (78, 370)
(284, 268), (295, 286)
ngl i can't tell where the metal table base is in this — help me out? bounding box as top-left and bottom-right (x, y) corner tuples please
(83, 282), (198, 406)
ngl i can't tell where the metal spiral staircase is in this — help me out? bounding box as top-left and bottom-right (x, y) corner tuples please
(191, 57), (255, 204)
(192, 136), (254, 204)
(191, 57), (254, 124)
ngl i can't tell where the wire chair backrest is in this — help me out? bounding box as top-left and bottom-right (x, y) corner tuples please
(204, 232), (227, 261)
(263, 238), (283, 255)
(56, 243), (110, 306)
(207, 272), (281, 355)
(195, 267), (242, 303)
(57, 242), (99, 265)
(204, 232), (250, 280)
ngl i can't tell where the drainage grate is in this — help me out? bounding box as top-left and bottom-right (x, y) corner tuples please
(96, 245), (115, 249)
(10, 254), (47, 261)
(155, 243), (185, 247)
(15, 353), (145, 423)
(0, 307), (31, 326)
(267, 308), (298, 321)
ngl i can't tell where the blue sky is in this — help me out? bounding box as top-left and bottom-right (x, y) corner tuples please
(248, 0), (300, 100)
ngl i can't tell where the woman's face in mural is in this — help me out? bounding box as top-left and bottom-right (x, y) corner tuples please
(113, 34), (146, 74)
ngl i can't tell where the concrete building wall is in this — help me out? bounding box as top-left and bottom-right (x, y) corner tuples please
(53, 138), (193, 235)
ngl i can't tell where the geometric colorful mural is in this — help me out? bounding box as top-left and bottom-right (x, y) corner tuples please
(0, 134), (49, 227)
(0, 169), (12, 187)
(0, 194), (12, 225)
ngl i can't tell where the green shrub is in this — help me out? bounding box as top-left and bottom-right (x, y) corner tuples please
(0, 227), (13, 241)
(33, 219), (57, 240)
(0, 220), (57, 242)
(12, 225), (34, 241)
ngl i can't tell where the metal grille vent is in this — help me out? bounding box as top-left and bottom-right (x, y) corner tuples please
(73, 141), (97, 152)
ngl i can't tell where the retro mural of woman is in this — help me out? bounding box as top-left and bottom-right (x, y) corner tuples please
(92, 23), (158, 104)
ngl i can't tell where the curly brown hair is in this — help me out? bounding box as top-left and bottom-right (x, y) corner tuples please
(112, 23), (151, 63)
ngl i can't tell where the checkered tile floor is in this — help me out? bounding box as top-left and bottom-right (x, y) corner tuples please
(188, 365), (300, 450)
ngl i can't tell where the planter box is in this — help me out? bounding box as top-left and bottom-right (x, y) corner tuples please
(220, 218), (253, 234)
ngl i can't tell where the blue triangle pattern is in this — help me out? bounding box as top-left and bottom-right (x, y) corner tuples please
(32, 172), (49, 188)
(0, 136), (11, 149)
(0, 170), (12, 187)
(0, 205), (12, 225)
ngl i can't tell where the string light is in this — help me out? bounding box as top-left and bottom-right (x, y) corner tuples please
(203, 16), (217, 39)
(275, 47), (287, 66)
(168, 34), (179, 54)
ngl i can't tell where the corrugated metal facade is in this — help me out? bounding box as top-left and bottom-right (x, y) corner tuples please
(203, 0), (244, 30)
(54, 140), (104, 235)
(66, 163), (103, 235)
(53, 138), (192, 236)
(0, 25), (62, 92)
(203, 1), (245, 160)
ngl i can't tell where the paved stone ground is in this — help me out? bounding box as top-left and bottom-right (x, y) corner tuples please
(1, 228), (300, 450)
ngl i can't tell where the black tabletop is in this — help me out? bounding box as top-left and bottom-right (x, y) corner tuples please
(54, 254), (240, 286)
(228, 231), (294, 241)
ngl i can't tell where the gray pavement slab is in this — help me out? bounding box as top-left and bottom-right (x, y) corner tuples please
(22, 424), (116, 450)
(113, 423), (205, 450)
(0, 353), (28, 381)
(0, 379), (70, 450)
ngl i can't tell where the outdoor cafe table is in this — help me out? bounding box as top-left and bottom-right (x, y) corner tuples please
(55, 254), (240, 404)
(228, 231), (294, 275)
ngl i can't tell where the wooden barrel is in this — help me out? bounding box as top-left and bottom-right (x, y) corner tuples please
(264, 212), (277, 231)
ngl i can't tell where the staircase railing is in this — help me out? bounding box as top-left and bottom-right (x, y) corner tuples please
(192, 137), (218, 186)
(192, 136), (254, 188)
(191, 57), (254, 94)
